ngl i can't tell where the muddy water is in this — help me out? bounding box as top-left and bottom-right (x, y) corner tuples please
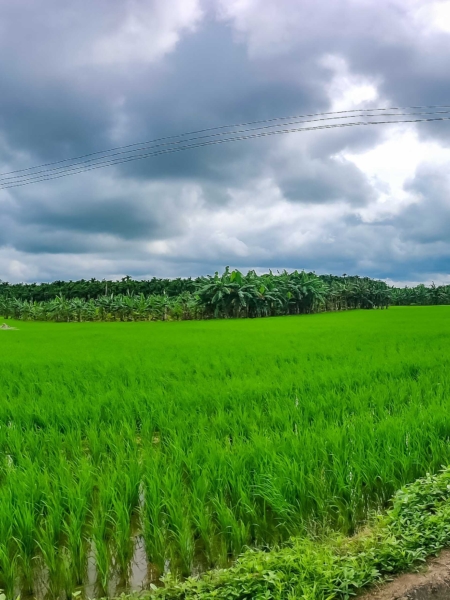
(84, 536), (163, 599)
(19, 534), (228, 600)
(20, 537), (162, 600)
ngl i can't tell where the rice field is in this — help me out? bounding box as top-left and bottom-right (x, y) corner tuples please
(1, 307), (450, 598)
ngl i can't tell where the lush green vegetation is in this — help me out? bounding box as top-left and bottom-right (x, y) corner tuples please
(390, 283), (450, 305)
(2, 271), (449, 307)
(0, 269), (390, 322)
(0, 307), (450, 597)
(0, 270), (378, 302)
(149, 468), (450, 599)
(2, 270), (449, 325)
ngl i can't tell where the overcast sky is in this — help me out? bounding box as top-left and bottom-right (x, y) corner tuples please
(1, 0), (450, 284)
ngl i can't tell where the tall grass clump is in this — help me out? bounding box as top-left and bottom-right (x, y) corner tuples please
(0, 307), (450, 595)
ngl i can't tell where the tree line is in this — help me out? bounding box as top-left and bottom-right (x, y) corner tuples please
(390, 283), (450, 306)
(0, 268), (396, 322)
(1, 269), (449, 323)
(0, 275), (197, 301)
(2, 269), (448, 322)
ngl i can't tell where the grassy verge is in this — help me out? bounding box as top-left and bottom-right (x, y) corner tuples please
(125, 468), (450, 600)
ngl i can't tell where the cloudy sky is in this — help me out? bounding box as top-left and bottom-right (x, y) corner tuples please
(1, 0), (450, 284)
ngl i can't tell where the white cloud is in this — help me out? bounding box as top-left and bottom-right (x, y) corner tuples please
(215, 0), (314, 57)
(343, 127), (450, 220)
(433, 1), (450, 32)
(215, 0), (426, 58)
(321, 55), (380, 112)
(92, 0), (203, 65)
(414, 1), (450, 34)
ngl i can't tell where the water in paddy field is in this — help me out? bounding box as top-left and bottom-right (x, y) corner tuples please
(84, 536), (163, 598)
(19, 536), (161, 600)
(18, 533), (228, 599)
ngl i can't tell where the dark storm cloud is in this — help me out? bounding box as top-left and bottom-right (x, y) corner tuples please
(273, 155), (376, 205)
(0, 0), (450, 282)
(1, 176), (196, 253)
(395, 164), (450, 244)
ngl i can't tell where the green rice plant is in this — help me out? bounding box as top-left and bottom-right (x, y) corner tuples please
(43, 494), (65, 545)
(160, 468), (195, 575)
(92, 513), (111, 594)
(13, 500), (36, 593)
(62, 477), (91, 585)
(191, 473), (216, 566)
(141, 471), (167, 570)
(192, 504), (215, 567)
(0, 543), (19, 599)
(169, 517), (194, 577)
(36, 519), (59, 582)
(58, 547), (74, 600)
(63, 514), (89, 587)
(2, 308), (450, 593)
(111, 490), (134, 578)
(212, 495), (250, 558)
(35, 529), (70, 600)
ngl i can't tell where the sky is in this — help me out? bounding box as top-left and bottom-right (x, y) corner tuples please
(0, 0), (450, 285)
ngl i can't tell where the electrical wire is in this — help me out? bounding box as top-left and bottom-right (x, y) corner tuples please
(1, 115), (449, 191)
(1, 103), (450, 180)
(1, 109), (450, 184)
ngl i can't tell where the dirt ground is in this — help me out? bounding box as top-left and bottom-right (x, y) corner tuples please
(359, 550), (450, 600)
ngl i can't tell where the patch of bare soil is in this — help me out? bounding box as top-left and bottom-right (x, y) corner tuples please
(359, 550), (450, 600)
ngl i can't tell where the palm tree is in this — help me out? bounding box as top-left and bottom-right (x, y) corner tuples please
(8, 268), (450, 324)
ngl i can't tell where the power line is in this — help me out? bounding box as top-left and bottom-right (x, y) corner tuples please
(2, 115), (450, 189)
(1, 109), (449, 184)
(1, 103), (449, 179)
(1, 115), (449, 191)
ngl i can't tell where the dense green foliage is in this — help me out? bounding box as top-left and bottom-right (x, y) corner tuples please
(0, 269), (389, 322)
(390, 283), (450, 305)
(2, 270), (449, 325)
(0, 275), (198, 301)
(148, 468), (450, 599)
(0, 308), (450, 597)
(0, 271), (364, 301)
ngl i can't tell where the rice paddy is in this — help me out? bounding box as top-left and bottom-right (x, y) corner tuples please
(1, 306), (450, 598)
